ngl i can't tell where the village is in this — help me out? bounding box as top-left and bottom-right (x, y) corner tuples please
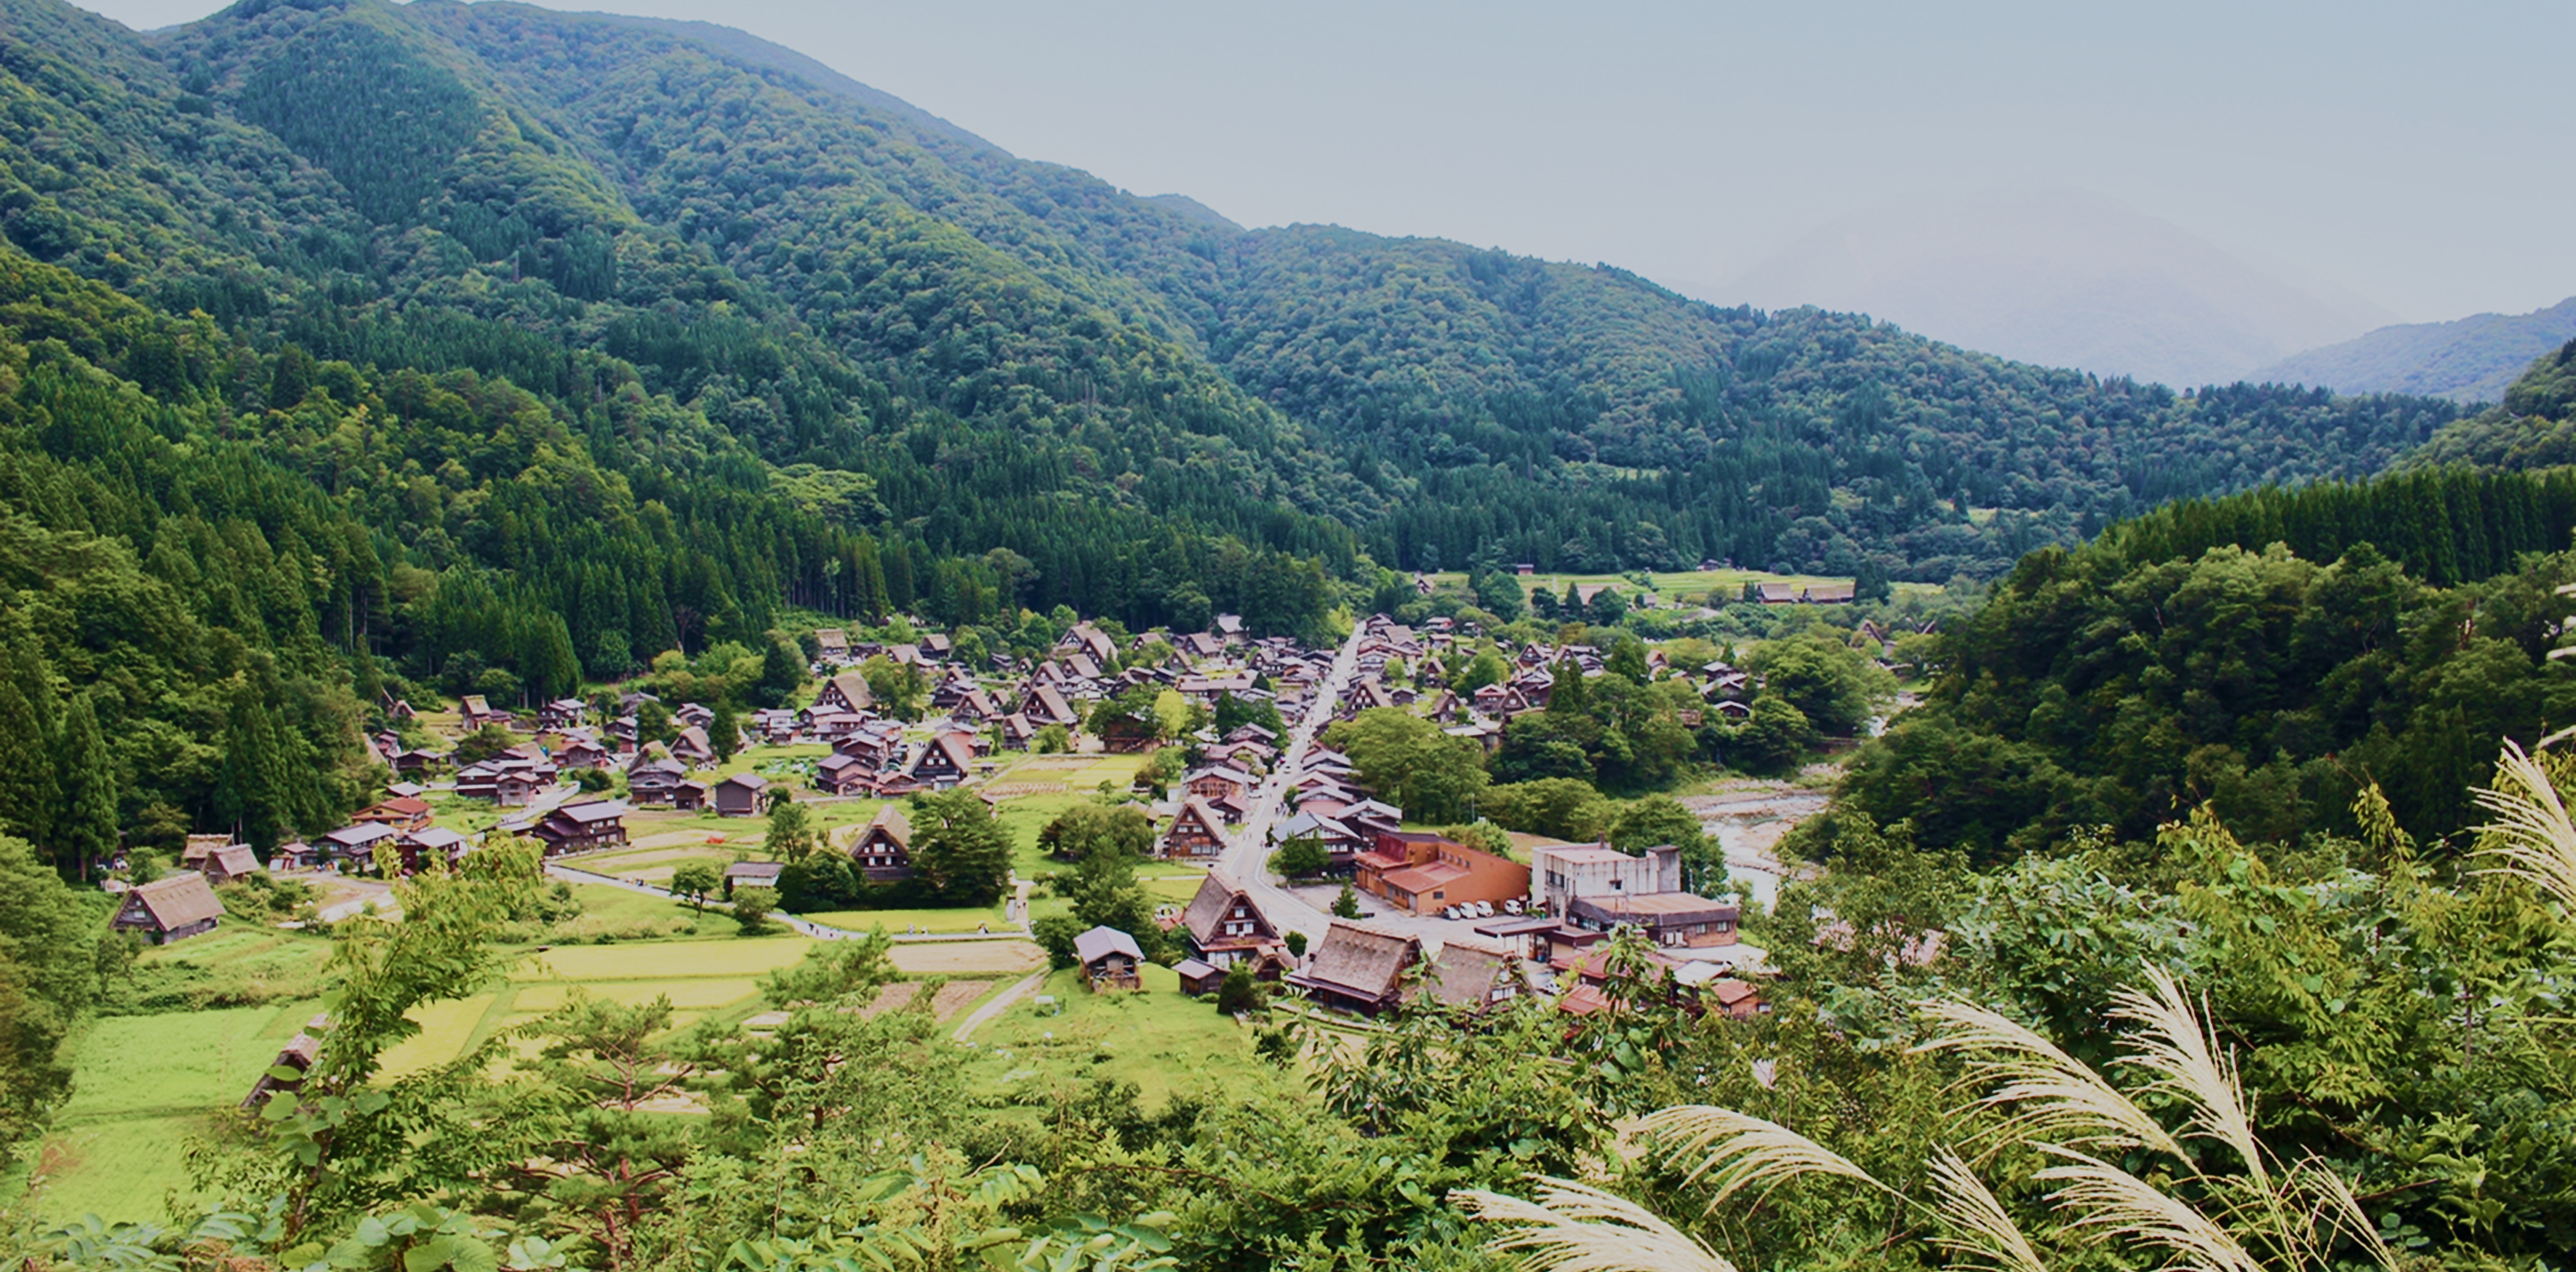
(103, 584), (1884, 1050)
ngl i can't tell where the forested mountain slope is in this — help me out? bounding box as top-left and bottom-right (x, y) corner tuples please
(136, 0), (2468, 582)
(0, 0), (2504, 857)
(2402, 337), (2576, 471)
(1836, 460), (2576, 858)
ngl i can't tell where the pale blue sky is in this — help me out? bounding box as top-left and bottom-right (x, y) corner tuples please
(74, 0), (2576, 322)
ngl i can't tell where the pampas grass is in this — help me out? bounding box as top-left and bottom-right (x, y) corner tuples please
(1454, 1178), (1740, 1272)
(2473, 738), (2576, 912)
(1633, 1106), (1893, 1205)
(1464, 965), (2393, 1272)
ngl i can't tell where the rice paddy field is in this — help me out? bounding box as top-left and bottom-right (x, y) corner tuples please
(23, 727), (1204, 1225)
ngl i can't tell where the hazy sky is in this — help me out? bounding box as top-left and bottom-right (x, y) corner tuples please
(74, 0), (2576, 323)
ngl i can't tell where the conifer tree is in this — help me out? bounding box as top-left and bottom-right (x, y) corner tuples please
(54, 690), (117, 880)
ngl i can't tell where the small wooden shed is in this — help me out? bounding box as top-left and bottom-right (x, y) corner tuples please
(1074, 926), (1144, 993)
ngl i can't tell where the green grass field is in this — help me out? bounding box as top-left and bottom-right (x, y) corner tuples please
(963, 963), (1282, 1107)
(33, 1004), (319, 1222)
(801, 905), (1013, 935)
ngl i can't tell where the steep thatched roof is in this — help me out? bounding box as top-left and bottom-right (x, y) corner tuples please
(125, 872), (225, 930)
(1292, 922), (1422, 1001)
(1417, 943), (1531, 1011)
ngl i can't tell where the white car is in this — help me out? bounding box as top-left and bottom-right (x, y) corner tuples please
(1503, 899), (1523, 915)
(1472, 900), (1495, 919)
(1442, 905), (1462, 920)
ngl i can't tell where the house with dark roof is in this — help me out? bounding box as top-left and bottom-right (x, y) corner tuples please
(533, 801), (631, 856)
(849, 804), (915, 882)
(906, 732), (976, 790)
(1073, 926), (1144, 992)
(1158, 798), (1228, 860)
(394, 827), (470, 875)
(627, 756), (690, 805)
(1284, 922), (1424, 1016)
(114, 873), (226, 945)
(714, 773), (768, 817)
(724, 861), (784, 897)
(814, 670), (873, 715)
(1178, 872), (1292, 977)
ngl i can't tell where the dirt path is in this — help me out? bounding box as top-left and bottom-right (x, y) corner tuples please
(950, 971), (1046, 1041)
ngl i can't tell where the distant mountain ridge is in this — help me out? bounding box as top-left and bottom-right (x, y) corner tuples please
(0, 0), (2473, 603)
(2253, 298), (2576, 403)
(1724, 188), (2393, 389)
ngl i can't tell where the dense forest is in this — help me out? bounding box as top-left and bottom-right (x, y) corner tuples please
(2, 0), (2475, 609)
(1838, 451), (2576, 861)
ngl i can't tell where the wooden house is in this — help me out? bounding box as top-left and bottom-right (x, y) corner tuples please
(180, 834), (237, 871)
(1182, 766), (1258, 808)
(1018, 683), (1080, 728)
(351, 795), (433, 833)
(114, 873), (225, 945)
(201, 844), (264, 886)
(1074, 926), (1145, 992)
(849, 803), (915, 882)
(627, 757), (690, 805)
(714, 773), (768, 817)
(1159, 798), (1228, 860)
(813, 628), (852, 664)
(1179, 872), (1291, 977)
(1414, 942), (1536, 1014)
(906, 732), (975, 790)
(458, 694), (504, 728)
(1174, 958), (1226, 996)
(814, 670), (873, 716)
(394, 827), (470, 875)
(533, 801), (630, 856)
(669, 725), (715, 767)
(242, 1016), (326, 1110)
(1284, 922), (1424, 1016)
(814, 752), (877, 796)
(538, 698), (590, 730)
(724, 861), (784, 898)
(673, 779), (710, 812)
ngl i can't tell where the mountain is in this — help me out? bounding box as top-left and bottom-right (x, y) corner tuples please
(13, 0), (2470, 589)
(1723, 187), (2394, 390)
(2401, 337), (2576, 471)
(0, 0), (2489, 858)
(2252, 297), (2576, 403)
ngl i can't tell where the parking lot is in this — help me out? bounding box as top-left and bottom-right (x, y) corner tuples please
(1281, 882), (1538, 949)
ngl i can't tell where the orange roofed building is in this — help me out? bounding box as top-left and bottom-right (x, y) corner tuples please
(1352, 830), (1530, 917)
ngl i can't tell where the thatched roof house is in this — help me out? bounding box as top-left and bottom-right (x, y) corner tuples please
(1284, 921), (1424, 1016)
(113, 872), (225, 945)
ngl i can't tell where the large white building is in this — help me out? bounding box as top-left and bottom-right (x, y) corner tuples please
(1530, 841), (1740, 949)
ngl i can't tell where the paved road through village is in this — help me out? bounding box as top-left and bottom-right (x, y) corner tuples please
(1215, 620), (1368, 944)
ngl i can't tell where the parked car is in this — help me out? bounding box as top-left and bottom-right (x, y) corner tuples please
(1472, 900), (1494, 919)
(1503, 898), (1523, 915)
(1442, 905), (1461, 920)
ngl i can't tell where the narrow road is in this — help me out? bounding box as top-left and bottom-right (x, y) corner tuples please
(951, 969), (1048, 1041)
(1217, 620), (1369, 944)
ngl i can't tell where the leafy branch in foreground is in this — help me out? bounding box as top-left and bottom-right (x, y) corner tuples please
(1459, 964), (2392, 1272)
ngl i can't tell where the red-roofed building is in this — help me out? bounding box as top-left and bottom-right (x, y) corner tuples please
(1352, 830), (1529, 917)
